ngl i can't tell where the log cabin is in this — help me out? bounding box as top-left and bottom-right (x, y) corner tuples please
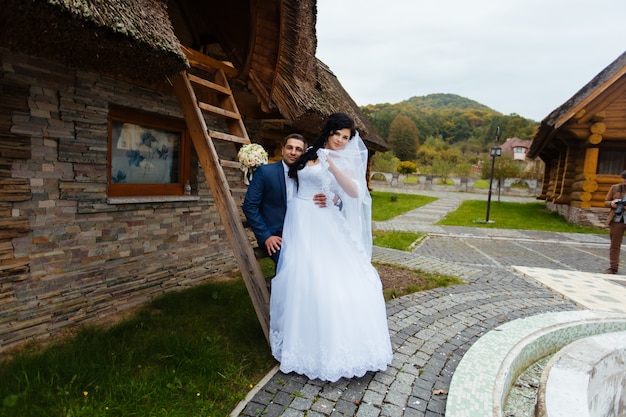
(0, 0), (387, 353)
(528, 51), (626, 228)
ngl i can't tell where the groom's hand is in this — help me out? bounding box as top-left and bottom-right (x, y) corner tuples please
(265, 235), (282, 256)
(313, 193), (327, 208)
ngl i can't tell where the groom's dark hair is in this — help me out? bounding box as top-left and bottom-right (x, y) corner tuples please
(283, 133), (306, 147)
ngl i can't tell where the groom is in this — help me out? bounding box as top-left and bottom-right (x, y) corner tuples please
(243, 134), (327, 264)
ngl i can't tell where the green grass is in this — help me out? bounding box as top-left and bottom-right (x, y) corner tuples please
(258, 256), (275, 278)
(0, 280), (275, 417)
(1, 192), (605, 416)
(472, 179), (490, 189)
(436, 177), (455, 186)
(371, 191), (437, 221)
(438, 200), (606, 233)
(373, 230), (425, 251)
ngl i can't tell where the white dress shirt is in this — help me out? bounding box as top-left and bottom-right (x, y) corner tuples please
(282, 161), (296, 202)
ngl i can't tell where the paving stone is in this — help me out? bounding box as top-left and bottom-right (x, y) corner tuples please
(334, 399), (358, 416)
(234, 190), (614, 417)
(355, 402), (381, 417)
(362, 389), (385, 406)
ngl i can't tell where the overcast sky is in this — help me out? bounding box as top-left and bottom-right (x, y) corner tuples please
(315, 0), (626, 122)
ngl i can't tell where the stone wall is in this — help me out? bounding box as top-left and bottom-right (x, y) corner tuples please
(371, 172), (541, 197)
(0, 49), (245, 353)
(545, 202), (609, 230)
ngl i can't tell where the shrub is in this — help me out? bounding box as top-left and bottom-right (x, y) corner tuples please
(510, 179), (529, 189)
(371, 151), (400, 173)
(437, 177), (455, 186)
(397, 161), (417, 174)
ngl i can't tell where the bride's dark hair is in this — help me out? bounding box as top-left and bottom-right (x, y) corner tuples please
(288, 112), (356, 183)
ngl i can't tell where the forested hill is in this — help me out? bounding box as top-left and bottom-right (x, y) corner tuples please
(404, 94), (493, 112)
(361, 93), (539, 152)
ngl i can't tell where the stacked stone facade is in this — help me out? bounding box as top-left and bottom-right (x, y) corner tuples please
(0, 49), (243, 353)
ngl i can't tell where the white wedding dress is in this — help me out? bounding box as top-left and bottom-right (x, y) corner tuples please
(269, 146), (393, 382)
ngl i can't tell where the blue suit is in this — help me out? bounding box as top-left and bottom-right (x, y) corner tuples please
(242, 161), (288, 263)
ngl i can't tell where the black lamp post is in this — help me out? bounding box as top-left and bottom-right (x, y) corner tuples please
(485, 127), (502, 223)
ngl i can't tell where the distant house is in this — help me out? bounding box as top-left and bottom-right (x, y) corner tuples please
(528, 51), (626, 228)
(500, 137), (531, 161)
(499, 137), (543, 177)
(0, 0), (386, 353)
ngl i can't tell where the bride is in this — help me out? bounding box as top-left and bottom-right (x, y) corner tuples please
(269, 113), (393, 382)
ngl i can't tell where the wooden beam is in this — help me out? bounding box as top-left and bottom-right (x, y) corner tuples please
(198, 102), (241, 120)
(181, 46), (238, 77)
(208, 130), (249, 144)
(172, 71), (270, 342)
(188, 74), (231, 96)
(577, 74), (626, 124)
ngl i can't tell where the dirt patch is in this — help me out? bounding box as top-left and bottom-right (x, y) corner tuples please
(374, 263), (426, 291)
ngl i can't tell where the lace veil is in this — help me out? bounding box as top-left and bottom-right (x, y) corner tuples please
(325, 131), (373, 259)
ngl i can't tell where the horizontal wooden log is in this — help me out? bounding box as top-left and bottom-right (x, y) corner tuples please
(571, 191), (592, 202)
(590, 122), (606, 134)
(592, 191), (611, 201)
(570, 200), (606, 209)
(581, 180), (598, 193)
(553, 196), (572, 204)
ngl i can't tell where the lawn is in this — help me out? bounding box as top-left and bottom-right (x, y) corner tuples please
(370, 191), (436, 221)
(0, 280), (275, 417)
(0, 191), (605, 416)
(438, 200), (606, 234)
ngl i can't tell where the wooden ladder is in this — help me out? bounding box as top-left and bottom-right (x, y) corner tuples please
(172, 50), (270, 342)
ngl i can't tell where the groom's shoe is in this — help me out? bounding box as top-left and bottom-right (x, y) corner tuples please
(604, 267), (618, 274)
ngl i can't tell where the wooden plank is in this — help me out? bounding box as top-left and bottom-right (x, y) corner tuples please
(188, 74), (231, 96)
(220, 160), (241, 169)
(198, 102), (241, 120)
(208, 130), (249, 145)
(172, 71), (270, 343)
(181, 46), (238, 77)
(214, 70), (249, 140)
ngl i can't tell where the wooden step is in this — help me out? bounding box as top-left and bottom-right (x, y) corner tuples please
(209, 130), (249, 144)
(172, 70), (269, 343)
(188, 74), (231, 96)
(182, 46), (238, 77)
(198, 101), (241, 120)
(220, 159), (241, 169)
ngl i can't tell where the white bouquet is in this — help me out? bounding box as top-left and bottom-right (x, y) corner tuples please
(237, 143), (268, 184)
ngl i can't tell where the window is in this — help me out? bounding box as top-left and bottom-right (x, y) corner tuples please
(108, 107), (191, 197)
(597, 150), (626, 175)
(513, 147), (526, 161)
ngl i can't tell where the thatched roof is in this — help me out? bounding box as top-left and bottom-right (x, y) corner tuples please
(0, 0), (387, 151)
(282, 60), (388, 152)
(528, 50), (626, 159)
(0, 0), (188, 84)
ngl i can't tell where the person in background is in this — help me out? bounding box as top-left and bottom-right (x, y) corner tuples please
(603, 170), (626, 274)
(269, 112), (393, 382)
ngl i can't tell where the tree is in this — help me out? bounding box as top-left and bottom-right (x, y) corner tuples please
(371, 151), (400, 173)
(387, 115), (419, 161)
(416, 145), (438, 166)
(480, 156), (523, 181)
(431, 157), (455, 180)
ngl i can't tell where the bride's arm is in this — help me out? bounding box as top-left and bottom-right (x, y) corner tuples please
(326, 156), (358, 198)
